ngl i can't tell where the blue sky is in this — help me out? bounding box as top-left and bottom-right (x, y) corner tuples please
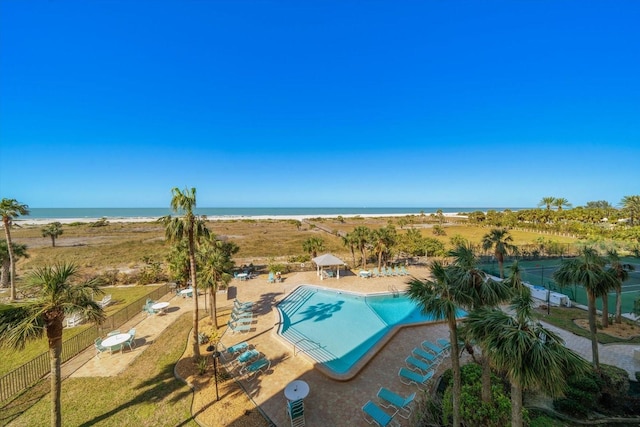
(1, 1), (638, 209)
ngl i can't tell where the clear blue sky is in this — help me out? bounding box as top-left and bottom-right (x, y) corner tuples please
(1, 1), (638, 208)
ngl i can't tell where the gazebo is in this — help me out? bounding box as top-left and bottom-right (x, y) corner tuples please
(312, 253), (346, 280)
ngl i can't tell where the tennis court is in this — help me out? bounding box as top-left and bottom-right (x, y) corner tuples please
(481, 258), (640, 314)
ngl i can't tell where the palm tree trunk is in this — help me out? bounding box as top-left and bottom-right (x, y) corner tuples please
(615, 286), (622, 324)
(511, 382), (523, 427)
(3, 218), (16, 301)
(448, 316), (461, 427)
(47, 319), (63, 427)
(188, 230), (200, 359)
(481, 354), (492, 404)
(1, 258), (9, 288)
(210, 286), (218, 330)
(601, 293), (609, 328)
(587, 292), (600, 369)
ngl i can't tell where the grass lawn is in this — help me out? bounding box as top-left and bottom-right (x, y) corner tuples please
(0, 285), (163, 376)
(2, 313), (197, 427)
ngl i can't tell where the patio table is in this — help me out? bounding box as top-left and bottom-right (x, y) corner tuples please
(101, 333), (131, 353)
(284, 380), (309, 401)
(151, 301), (170, 314)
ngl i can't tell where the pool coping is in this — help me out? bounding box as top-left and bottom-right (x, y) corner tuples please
(272, 284), (448, 381)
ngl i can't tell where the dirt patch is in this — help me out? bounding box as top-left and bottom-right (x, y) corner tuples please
(574, 318), (640, 339)
(174, 318), (270, 427)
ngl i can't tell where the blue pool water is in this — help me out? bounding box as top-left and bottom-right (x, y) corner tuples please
(276, 285), (463, 378)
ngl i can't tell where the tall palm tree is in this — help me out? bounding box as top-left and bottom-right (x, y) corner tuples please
(160, 187), (209, 359)
(341, 232), (357, 268)
(166, 241), (190, 286)
(481, 228), (517, 279)
(372, 226), (396, 269)
(352, 226), (372, 268)
(553, 247), (618, 369)
(538, 196), (556, 211)
(607, 250), (635, 323)
(42, 222), (64, 247)
(199, 237), (238, 329)
(464, 291), (589, 427)
(0, 263), (104, 427)
(449, 243), (512, 403)
(0, 198), (30, 301)
(302, 236), (324, 259)
(407, 261), (469, 427)
(620, 195), (640, 226)
(553, 197), (571, 211)
(0, 240), (29, 289)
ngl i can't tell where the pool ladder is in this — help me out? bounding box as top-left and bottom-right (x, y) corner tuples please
(388, 285), (400, 298)
(293, 338), (322, 357)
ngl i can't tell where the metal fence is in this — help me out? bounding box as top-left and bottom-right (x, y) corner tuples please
(0, 283), (170, 404)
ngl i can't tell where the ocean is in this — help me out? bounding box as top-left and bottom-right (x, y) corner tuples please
(23, 207), (524, 221)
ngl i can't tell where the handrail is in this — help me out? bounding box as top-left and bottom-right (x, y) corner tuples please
(388, 285), (399, 297)
(293, 338), (321, 357)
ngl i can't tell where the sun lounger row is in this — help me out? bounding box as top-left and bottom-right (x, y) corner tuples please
(366, 266), (409, 278)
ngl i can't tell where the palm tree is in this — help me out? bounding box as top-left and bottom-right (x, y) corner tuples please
(166, 241), (190, 286)
(553, 197), (571, 211)
(372, 226), (396, 269)
(538, 196), (556, 211)
(448, 243), (512, 403)
(620, 195), (640, 226)
(553, 247), (618, 369)
(42, 222), (64, 247)
(302, 236), (324, 259)
(407, 260), (469, 427)
(0, 263), (104, 427)
(341, 232), (357, 268)
(160, 187), (209, 359)
(0, 198), (30, 301)
(607, 250), (635, 323)
(464, 291), (589, 427)
(351, 226), (372, 268)
(199, 237), (238, 329)
(481, 228), (517, 279)
(0, 240), (29, 289)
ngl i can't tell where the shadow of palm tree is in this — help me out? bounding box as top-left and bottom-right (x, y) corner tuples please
(291, 300), (344, 326)
(78, 364), (192, 426)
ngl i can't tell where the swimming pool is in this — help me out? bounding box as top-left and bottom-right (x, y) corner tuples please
(276, 285), (464, 380)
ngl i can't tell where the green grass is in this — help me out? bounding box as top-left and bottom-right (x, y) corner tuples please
(1, 313), (197, 427)
(537, 306), (640, 345)
(0, 285), (162, 376)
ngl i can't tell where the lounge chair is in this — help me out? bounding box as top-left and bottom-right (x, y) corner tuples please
(230, 312), (253, 324)
(422, 340), (447, 357)
(240, 357), (270, 380)
(400, 266), (408, 275)
(377, 387), (416, 419)
(232, 307), (253, 318)
(222, 341), (250, 361)
(372, 267), (379, 277)
(437, 338), (451, 352)
(405, 356), (434, 374)
(98, 294), (112, 308)
(94, 338), (108, 358)
(66, 312), (84, 328)
(234, 298), (254, 310)
(398, 367), (434, 389)
(287, 399), (305, 427)
(412, 347), (438, 363)
(235, 349), (260, 367)
(268, 272), (275, 283)
(362, 400), (400, 427)
(228, 320), (251, 334)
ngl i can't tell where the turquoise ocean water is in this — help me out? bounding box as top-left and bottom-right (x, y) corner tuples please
(24, 207), (526, 220)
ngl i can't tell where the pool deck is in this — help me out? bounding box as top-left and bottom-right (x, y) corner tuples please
(220, 267), (460, 427)
(66, 265), (640, 427)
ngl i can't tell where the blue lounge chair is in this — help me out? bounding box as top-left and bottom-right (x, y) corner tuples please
(234, 299), (254, 310)
(232, 306), (253, 317)
(377, 387), (416, 419)
(225, 341), (249, 357)
(230, 312), (253, 325)
(362, 400), (399, 427)
(240, 357), (270, 380)
(400, 266), (408, 275)
(437, 338), (451, 351)
(412, 346), (437, 363)
(228, 320), (251, 334)
(398, 367), (434, 389)
(267, 272), (275, 283)
(235, 349), (260, 367)
(405, 356), (434, 374)
(422, 340), (446, 357)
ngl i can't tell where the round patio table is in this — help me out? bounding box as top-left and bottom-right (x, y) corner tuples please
(151, 301), (170, 314)
(101, 333), (131, 352)
(284, 380), (309, 401)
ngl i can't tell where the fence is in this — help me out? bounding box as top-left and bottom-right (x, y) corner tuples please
(0, 283), (170, 404)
